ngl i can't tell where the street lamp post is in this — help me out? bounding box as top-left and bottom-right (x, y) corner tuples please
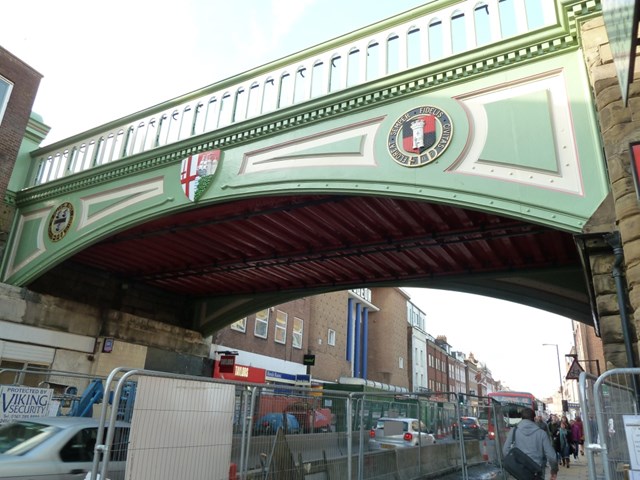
(542, 343), (565, 412)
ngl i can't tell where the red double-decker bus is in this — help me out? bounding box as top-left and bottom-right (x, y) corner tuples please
(482, 391), (544, 441)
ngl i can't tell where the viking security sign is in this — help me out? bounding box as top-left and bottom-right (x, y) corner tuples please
(388, 106), (453, 167)
(0, 385), (54, 425)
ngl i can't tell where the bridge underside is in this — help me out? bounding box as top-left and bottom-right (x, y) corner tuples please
(28, 194), (593, 334)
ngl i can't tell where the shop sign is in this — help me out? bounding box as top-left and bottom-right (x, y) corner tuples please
(0, 385), (54, 425)
(213, 362), (265, 383)
(219, 354), (236, 373)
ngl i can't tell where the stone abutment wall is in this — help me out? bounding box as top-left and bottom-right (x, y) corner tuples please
(581, 17), (640, 369)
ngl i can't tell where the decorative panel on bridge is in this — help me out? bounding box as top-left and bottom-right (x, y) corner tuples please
(1, 0), (607, 329)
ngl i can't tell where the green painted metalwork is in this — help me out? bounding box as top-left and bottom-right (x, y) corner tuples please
(2, 0), (607, 295)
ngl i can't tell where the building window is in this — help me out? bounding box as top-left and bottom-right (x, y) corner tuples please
(350, 288), (371, 302)
(0, 361), (48, 387)
(0, 76), (13, 126)
(292, 317), (303, 349)
(230, 318), (246, 332)
(254, 309), (269, 338)
(399, 357), (404, 369)
(327, 329), (336, 346)
(274, 310), (287, 344)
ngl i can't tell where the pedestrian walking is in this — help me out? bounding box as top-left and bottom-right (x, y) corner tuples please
(536, 415), (551, 438)
(571, 415), (585, 457)
(558, 417), (573, 468)
(548, 415), (561, 463)
(503, 408), (559, 480)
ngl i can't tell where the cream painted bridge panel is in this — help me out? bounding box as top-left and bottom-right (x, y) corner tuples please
(2, 49), (607, 286)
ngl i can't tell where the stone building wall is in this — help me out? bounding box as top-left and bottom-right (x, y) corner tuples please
(0, 282), (210, 376)
(581, 17), (640, 369)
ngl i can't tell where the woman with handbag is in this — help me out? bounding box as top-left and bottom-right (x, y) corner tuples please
(502, 408), (559, 480)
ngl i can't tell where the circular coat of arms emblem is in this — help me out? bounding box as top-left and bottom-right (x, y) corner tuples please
(388, 106), (453, 167)
(48, 202), (74, 242)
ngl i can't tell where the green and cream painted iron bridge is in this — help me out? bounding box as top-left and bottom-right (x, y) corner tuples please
(3, 0), (606, 314)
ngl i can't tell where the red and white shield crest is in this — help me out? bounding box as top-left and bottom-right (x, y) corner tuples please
(180, 149), (220, 201)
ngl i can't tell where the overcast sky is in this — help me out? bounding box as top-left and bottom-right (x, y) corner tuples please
(1, 0), (577, 398)
(403, 288), (575, 398)
(1, 0), (427, 144)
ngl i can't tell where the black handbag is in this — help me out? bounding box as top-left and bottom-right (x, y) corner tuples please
(503, 425), (544, 480)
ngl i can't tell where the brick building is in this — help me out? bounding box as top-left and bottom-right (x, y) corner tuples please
(211, 288), (412, 390)
(210, 286), (508, 399)
(0, 47), (42, 251)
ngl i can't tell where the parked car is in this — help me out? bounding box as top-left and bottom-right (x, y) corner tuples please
(369, 417), (436, 450)
(0, 416), (130, 479)
(253, 413), (301, 435)
(452, 416), (487, 440)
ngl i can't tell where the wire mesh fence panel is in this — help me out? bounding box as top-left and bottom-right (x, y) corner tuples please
(459, 394), (499, 466)
(238, 385), (355, 479)
(353, 391), (486, 480)
(592, 369), (640, 480)
(578, 371), (603, 480)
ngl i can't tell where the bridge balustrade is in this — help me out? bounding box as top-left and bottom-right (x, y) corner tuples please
(30, 0), (554, 187)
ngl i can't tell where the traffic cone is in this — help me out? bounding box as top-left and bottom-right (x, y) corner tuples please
(482, 440), (489, 462)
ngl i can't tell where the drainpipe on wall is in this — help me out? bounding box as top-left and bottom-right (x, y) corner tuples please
(346, 298), (353, 363)
(362, 307), (369, 379)
(605, 232), (637, 368)
(354, 303), (361, 378)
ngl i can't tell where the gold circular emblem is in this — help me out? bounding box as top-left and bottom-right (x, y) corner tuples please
(48, 202), (74, 242)
(388, 106), (453, 167)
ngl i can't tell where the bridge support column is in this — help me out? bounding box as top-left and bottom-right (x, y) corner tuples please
(581, 17), (640, 369)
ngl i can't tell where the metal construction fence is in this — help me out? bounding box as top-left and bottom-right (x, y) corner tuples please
(91, 368), (491, 480)
(93, 370), (530, 480)
(579, 368), (640, 480)
(7, 367), (640, 480)
(0, 367), (523, 480)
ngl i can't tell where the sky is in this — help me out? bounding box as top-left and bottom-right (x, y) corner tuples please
(0, 1), (576, 398)
(0, 0), (428, 145)
(403, 287), (575, 399)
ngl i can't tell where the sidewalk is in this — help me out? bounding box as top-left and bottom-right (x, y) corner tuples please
(425, 451), (602, 480)
(557, 454), (592, 480)
(432, 454), (600, 480)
